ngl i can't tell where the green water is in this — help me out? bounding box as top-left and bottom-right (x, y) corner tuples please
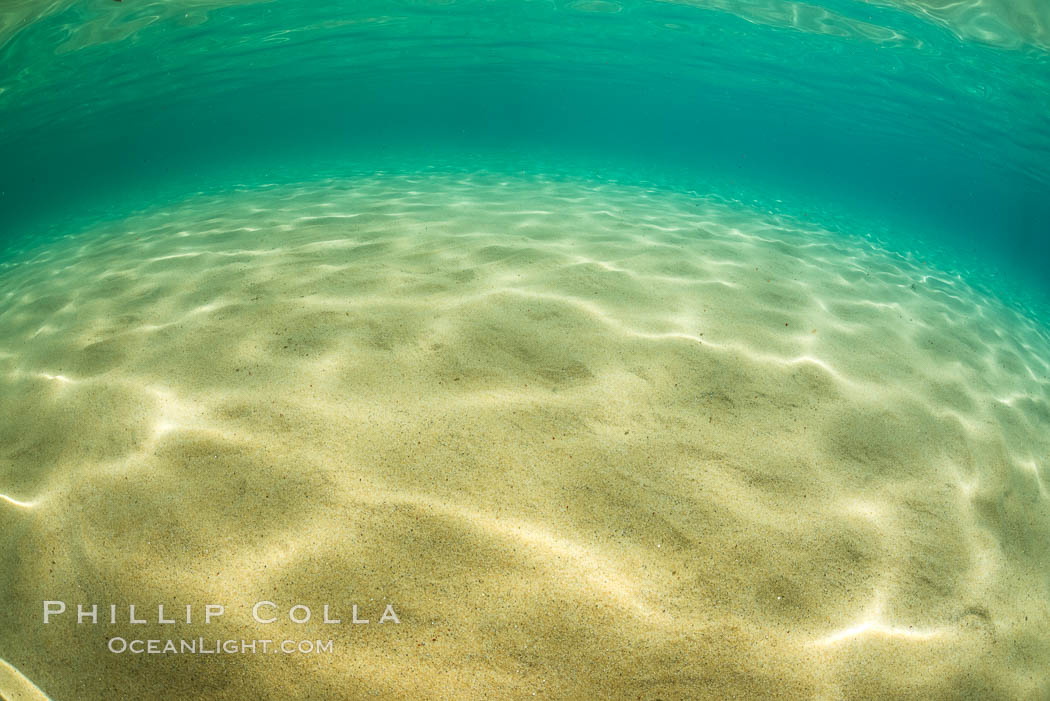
(2, 4), (1050, 699)
(0, 0), (1048, 314)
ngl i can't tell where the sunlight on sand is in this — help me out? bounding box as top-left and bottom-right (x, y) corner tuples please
(0, 172), (1048, 699)
(0, 493), (37, 509)
(0, 657), (52, 701)
(812, 619), (944, 646)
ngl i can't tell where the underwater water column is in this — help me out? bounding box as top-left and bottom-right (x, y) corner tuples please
(0, 0), (1049, 699)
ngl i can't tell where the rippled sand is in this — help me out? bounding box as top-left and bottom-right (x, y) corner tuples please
(1, 172), (1048, 699)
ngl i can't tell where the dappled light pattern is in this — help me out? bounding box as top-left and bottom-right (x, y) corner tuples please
(0, 0), (269, 52)
(1, 172), (1048, 699)
(868, 0), (1050, 50)
(4, 0), (1048, 53)
(658, 0), (917, 45)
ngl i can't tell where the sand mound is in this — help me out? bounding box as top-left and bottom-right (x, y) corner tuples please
(1, 172), (1048, 699)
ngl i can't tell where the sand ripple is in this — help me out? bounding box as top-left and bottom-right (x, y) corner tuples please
(1, 172), (1048, 699)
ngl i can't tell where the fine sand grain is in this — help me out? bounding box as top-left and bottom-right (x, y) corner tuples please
(0, 172), (1048, 699)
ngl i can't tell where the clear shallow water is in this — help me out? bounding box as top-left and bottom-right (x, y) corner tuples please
(2, 172), (1050, 699)
(2, 2), (1050, 700)
(0, 0), (1048, 313)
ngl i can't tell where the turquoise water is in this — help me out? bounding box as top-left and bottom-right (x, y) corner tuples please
(5, 4), (1050, 698)
(0, 0), (1048, 314)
